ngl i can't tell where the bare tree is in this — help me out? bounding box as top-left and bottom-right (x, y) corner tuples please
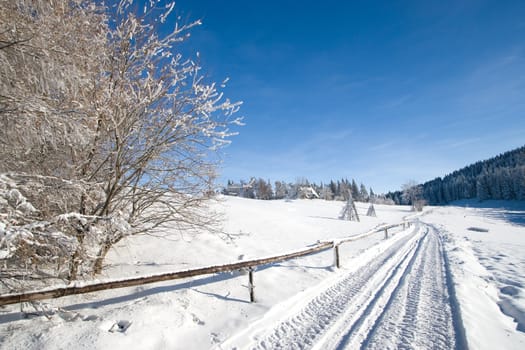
(0, 0), (108, 177)
(402, 180), (425, 211)
(79, 1), (242, 231)
(320, 186), (334, 200)
(0, 0), (242, 286)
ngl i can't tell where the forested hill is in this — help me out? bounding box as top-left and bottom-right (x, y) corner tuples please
(387, 145), (525, 205)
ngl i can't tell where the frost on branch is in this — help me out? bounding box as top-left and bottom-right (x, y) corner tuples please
(0, 174), (130, 293)
(0, 0), (241, 291)
(82, 0), (243, 233)
(0, 0), (108, 178)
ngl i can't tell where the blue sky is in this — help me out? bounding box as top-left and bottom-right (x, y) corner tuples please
(171, 0), (525, 193)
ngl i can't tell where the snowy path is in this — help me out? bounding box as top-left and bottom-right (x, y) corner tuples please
(354, 224), (459, 349)
(222, 223), (462, 349)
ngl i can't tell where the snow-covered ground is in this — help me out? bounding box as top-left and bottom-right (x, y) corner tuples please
(420, 200), (525, 350)
(0, 197), (524, 349)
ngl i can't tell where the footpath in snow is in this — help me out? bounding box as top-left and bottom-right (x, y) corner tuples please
(221, 223), (462, 349)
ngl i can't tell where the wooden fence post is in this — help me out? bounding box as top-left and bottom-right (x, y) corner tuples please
(334, 245), (340, 269)
(248, 267), (255, 303)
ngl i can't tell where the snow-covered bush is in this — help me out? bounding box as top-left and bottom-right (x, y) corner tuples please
(0, 174), (130, 292)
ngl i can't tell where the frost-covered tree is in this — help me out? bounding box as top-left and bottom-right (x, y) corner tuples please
(320, 186), (334, 200)
(329, 181), (337, 199)
(339, 180), (350, 201)
(476, 172), (490, 201)
(255, 179), (273, 200)
(0, 0), (108, 177)
(402, 180), (425, 211)
(351, 179), (359, 200)
(513, 167), (525, 200)
(79, 1), (242, 231)
(369, 187), (376, 203)
(0, 0), (242, 285)
(274, 181), (287, 199)
(359, 183), (369, 202)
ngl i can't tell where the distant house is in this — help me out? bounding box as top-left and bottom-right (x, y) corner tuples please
(298, 186), (320, 199)
(225, 178), (256, 197)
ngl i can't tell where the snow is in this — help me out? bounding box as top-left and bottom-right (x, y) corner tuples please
(0, 197), (524, 349)
(420, 200), (525, 350)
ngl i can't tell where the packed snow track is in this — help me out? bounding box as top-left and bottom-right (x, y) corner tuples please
(223, 223), (464, 349)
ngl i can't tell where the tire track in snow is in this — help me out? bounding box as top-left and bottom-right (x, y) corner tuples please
(320, 226), (428, 350)
(358, 225), (456, 349)
(234, 223), (459, 350)
(247, 226), (423, 350)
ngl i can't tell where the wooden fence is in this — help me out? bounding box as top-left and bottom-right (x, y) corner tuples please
(0, 222), (410, 306)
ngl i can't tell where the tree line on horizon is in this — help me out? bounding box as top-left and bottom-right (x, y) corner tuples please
(223, 177), (395, 204)
(386, 145), (525, 205)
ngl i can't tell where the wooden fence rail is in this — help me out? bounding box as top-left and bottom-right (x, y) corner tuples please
(0, 222), (409, 306)
(330, 222), (410, 269)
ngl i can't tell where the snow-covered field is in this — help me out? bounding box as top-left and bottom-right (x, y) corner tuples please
(420, 201), (525, 350)
(0, 197), (524, 349)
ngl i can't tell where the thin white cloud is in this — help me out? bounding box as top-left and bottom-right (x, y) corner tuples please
(437, 138), (482, 150)
(381, 94), (413, 109)
(368, 141), (395, 152)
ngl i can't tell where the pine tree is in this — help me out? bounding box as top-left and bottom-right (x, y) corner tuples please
(369, 187), (376, 203)
(351, 179), (359, 200)
(476, 175), (490, 201)
(513, 167), (525, 200)
(359, 183), (369, 202)
(329, 181), (337, 199)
